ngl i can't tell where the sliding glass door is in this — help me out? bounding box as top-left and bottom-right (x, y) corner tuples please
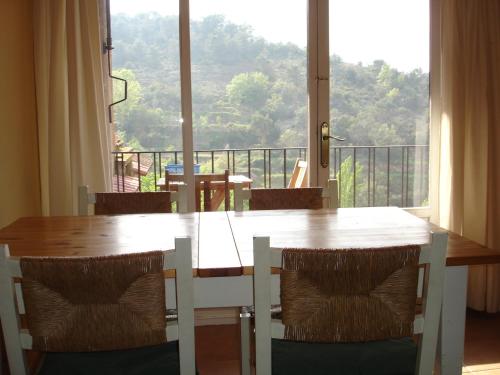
(314, 0), (432, 209)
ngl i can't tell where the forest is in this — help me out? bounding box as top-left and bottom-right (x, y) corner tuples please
(112, 13), (429, 151)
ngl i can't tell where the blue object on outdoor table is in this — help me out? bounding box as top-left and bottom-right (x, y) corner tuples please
(165, 164), (201, 174)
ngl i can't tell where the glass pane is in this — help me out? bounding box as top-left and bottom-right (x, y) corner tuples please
(190, 0), (307, 189)
(329, 0), (430, 208)
(110, 1), (183, 194)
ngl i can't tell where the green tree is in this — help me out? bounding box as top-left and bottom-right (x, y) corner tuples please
(336, 156), (365, 208)
(226, 72), (270, 111)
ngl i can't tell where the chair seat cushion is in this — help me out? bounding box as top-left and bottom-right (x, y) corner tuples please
(272, 337), (417, 375)
(38, 341), (181, 375)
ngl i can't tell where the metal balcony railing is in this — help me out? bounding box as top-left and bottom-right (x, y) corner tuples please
(112, 145), (429, 208)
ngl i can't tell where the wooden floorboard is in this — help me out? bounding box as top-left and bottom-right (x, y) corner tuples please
(196, 324), (241, 375)
(463, 309), (500, 374)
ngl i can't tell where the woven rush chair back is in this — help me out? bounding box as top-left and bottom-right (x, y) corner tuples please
(78, 185), (188, 215)
(234, 179), (338, 211)
(0, 239), (195, 375)
(22, 252), (167, 352)
(250, 187), (323, 210)
(252, 233), (448, 375)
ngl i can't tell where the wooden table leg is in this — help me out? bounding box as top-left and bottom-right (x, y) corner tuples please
(438, 265), (468, 375)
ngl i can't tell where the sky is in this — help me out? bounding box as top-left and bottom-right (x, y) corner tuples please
(111, 0), (429, 72)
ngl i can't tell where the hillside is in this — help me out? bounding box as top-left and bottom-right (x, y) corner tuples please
(111, 13), (429, 151)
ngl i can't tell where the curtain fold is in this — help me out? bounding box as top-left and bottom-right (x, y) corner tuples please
(34, 0), (112, 216)
(438, 0), (500, 312)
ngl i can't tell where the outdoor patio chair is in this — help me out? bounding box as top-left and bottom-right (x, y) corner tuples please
(234, 179), (338, 212)
(78, 184), (188, 215)
(247, 232), (447, 375)
(0, 238), (196, 375)
(287, 159), (308, 188)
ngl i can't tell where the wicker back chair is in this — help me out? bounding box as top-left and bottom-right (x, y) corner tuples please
(234, 179), (338, 212)
(78, 185), (188, 215)
(250, 232), (447, 375)
(0, 239), (195, 375)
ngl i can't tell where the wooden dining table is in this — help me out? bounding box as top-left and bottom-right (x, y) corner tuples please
(1, 207), (500, 375)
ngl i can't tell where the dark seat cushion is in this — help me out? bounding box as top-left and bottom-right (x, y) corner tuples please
(38, 341), (182, 375)
(272, 337), (417, 375)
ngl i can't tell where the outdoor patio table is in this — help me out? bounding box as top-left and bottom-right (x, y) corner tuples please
(1, 207), (499, 375)
(157, 174), (252, 210)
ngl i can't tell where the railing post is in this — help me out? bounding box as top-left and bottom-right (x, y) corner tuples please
(137, 152), (141, 192)
(232, 150), (236, 175)
(283, 148), (287, 188)
(263, 150), (267, 188)
(372, 148), (376, 206)
(268, 149), (272, 188)
(338, 148), (342, 206)
(247, 150), (251, 179)
(400, 146), (404, 207)
(153, 152), (158, 192)
(387, 147), (391, 206)
(353, 148), (357, 207)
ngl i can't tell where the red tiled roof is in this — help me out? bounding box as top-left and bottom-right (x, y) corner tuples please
(131, 155), (153, 176)
(112, 175), (139, 192)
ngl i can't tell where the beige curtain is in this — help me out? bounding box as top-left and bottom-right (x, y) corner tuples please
(34, 0), (112, 216)
(438, 0), (500, 312)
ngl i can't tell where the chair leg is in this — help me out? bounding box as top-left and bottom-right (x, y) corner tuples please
(240, 307), (252, 375)
(195, 185), (201, 212)
(0, 247), (29, 375)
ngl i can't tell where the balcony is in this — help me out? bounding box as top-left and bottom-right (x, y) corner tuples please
(112, 144), (429, 208)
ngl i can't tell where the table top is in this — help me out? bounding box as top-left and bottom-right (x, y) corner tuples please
(1, 207), (499, 277)
(228, 207), (432, 273)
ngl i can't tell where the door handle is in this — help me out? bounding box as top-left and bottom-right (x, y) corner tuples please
(320, 122), (345, 168)
(322, 134), (346, 141)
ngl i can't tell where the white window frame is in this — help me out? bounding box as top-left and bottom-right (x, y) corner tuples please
(107, 0), (440, 216)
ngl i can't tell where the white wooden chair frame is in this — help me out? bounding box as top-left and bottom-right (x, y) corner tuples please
(0, 238), (196, 375)
(233, 178), (339, 212)
(237, 178), (339, 375)
(78, 184), (189, 215)
(250, 232), (447, 375)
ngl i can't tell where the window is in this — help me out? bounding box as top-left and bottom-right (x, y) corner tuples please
(109, 0), (438, 214)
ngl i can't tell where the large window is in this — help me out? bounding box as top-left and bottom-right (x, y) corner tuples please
(109, 0), (434, 212)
